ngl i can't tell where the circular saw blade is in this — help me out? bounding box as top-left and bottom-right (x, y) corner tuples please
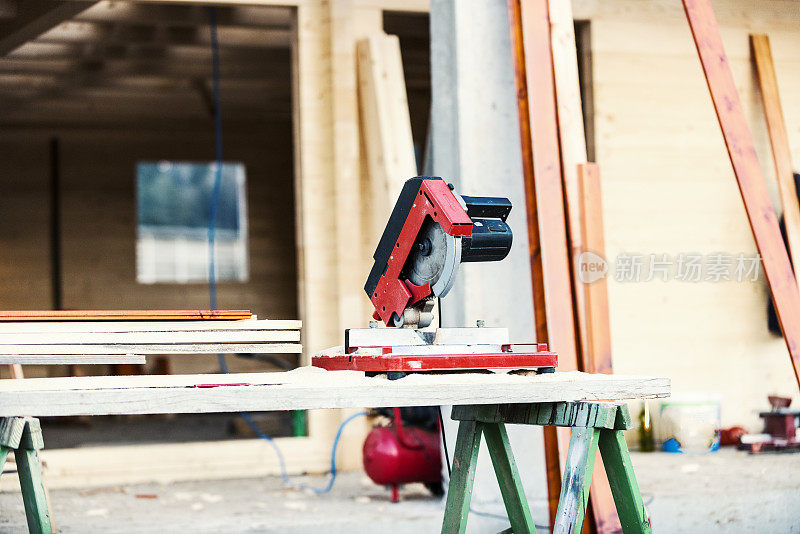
(405, 219), (461, 298)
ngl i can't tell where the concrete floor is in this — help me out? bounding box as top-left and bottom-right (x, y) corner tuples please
(1, 448), (799, 533)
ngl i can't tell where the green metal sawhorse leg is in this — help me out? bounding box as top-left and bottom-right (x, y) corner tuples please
(441, 402), (651, 534)
(0, 417), (53, 534)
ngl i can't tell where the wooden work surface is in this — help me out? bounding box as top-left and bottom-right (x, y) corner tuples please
(0, 368), (669, 417)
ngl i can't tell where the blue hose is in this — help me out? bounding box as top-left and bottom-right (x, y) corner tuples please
(206, 7), (360, 493)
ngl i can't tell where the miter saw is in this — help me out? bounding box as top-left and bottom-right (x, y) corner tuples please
(312, 177), (557, 376)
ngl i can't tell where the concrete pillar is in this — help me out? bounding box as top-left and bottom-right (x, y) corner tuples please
(430, 0), (548, 529)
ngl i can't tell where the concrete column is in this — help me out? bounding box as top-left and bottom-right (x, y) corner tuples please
(431, 0), (548, 528)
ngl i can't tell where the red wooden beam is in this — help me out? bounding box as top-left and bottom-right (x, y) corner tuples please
(508, 0), (581, 525)
(683, 0), (800, 389)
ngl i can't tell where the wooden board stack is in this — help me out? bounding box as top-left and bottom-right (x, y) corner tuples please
(0, 317), (301, 366)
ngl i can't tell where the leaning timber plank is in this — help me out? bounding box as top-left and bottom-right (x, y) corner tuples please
(578, 162), (620, 533)
(579, 163), (613, 376)
(0, 343), (302, 355)
(0, 310), (252, 321)
(750, 34), (800, 281)
(508, 1), (563, 520)
(0, 330), (300, 345)
(0, 370), (669, 417)
(549, 0), (590, 369)
(512, 0), (581, 523)
(683, 0), (800, 388)
(0, 319), (300, 333)
(0, 355), (145, 365)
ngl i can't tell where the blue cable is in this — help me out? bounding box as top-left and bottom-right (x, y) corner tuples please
(206, 7), (361, 494)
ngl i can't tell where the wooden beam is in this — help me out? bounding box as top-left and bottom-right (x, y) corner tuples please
(356, 33), (417, 262)
(74, 2), (292, 29)
(509, 0), (581, 524)
(579, 163), (612, 376)
(0, 0), (91, 56)
(0, 319), (300, 333)
(548, 0), (589, 368)
(0, 330), (299, 344)
(35, 20), (292, 48)
(750, 34), (800, 281)
(0, 343), (302, 355)
(0, 354), (145, 364)
(0, 309), (252, 320)
(0, 369), (670, 417)
(683, 0), (800, 389)
(578, 162), (619, 534)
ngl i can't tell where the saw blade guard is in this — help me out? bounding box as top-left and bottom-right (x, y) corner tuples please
(364, 177), (513, 327)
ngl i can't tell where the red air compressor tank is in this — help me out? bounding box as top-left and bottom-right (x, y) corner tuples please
(362, 407), (443, 502)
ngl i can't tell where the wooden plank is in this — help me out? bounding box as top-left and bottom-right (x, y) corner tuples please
(16, 448), (52, 534)
(0, 330), (299, 345)
(578, 162), (619, 534)
(356, 33), (417, 258)
(0, 310), (253, 321)
(507, 0), (562, 521)
(597, 430), (651, 534)
(510, 0), (581, 523)
(549, 0), (589, 370)
(579, 163), (612, 375)
(0, 417), (25, 448)
(553, 427), (599, 534)
(0, 369), (669, 417)
(453, 402), (623, 430)
(750, 34), (800, 281)
(0, 355), (145, 365)
(0, 319), (300, 333)
(483, 423), (537, 534)
(683, 0), (800, 388)
(441, 420), (482, 534)
(0, 343), (302, 355)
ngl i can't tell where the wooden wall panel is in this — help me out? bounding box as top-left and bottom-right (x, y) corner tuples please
(582, 0), (800, 426)
(0, 135), (51, 310)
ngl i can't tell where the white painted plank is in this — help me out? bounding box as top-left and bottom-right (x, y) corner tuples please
(0, 319), (301, 334)
(0, 354), (146, 365)
(0, 368), (670, 417)
(0, 343), (302, 354)
(0, 330), (299, 345)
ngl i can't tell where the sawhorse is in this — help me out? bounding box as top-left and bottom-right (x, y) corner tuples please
(442, 401), (651, 533)
(0, 417), (52, 534)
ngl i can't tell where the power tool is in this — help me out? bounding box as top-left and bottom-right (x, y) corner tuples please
(313, 176), (558, 375)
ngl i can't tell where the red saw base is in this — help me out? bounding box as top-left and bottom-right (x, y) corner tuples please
(313, 347), (558, 373)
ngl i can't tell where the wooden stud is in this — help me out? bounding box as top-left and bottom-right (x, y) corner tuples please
(553, 427), (599, 533)
(483, 423), (538, 534)
(750, 34), (800, 280)
(683, 0), (800, 389)
(598, 430), (651, 534)
(441, 420), (483, 534)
